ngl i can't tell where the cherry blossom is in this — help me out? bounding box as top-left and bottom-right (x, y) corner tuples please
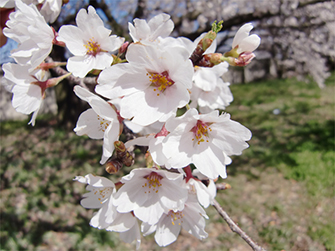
(128, 13), (174, 43)
(57, 6), (124, 77)
(142, 195), (208, 247)
(150, 108), (252, 179)
(113, 168), (188, 225)
(39, 0), (62, 23)
(74, 174), (141, 249)
(96, 43), (194, 126)
(73, 85), (120, 164)
(232, 23), (261, 54)
(3, 0), (55, 70)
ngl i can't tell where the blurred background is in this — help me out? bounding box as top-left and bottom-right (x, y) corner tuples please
(1, 0), (334, 250)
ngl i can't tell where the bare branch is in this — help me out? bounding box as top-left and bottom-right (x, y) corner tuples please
(212, 199), (267, 251)
(133, 0), (147, 19)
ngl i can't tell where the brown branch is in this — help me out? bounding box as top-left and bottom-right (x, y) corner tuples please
(212, 199), (267, 251)
(133, 0), (147, 19)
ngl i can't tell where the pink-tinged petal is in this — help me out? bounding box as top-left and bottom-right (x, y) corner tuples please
(237, 34), (261, 54)
(74, 109), (104, 139)
(232, 23), (254, 48)
(154, 214), (180, 247)
(57, 25), (86, 55)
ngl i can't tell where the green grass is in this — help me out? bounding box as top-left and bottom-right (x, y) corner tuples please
(1, 73), (334, 250)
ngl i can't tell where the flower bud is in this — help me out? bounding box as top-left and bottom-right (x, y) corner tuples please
(123, 152), (134, 167)
(190, 20), (223, 65)
(118, 41), (129, 55)
(106, 159), (122, 174)
(233, 52), (255, 66)
(114, 141), (127, 159)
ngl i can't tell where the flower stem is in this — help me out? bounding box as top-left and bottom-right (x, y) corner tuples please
(212, 199), (267, 251)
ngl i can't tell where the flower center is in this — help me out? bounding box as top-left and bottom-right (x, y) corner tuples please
(142, 172), (163, 194)
(191, 120), (212, 145)
(93, 187), (113, 204)
(168, 210), (184, 226)
(147, 71), (175, 96)
(97, 115), (110, 132)
(84, 37), (101, 56)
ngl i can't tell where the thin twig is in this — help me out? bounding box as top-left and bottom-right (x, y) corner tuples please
(212, 199), (267, 251)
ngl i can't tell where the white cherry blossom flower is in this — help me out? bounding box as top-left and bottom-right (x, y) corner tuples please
(57, 6), (124, 77)
(187, 169), (217, 208)
(232, 23), (261, 54)
(39, 0), (62, 23)
(142, 195), (208, 247)
(2, 62), (49, 125)
(74, 174), (141, 249)
(113, 168), (188, 225)
(73, 85), (120, 164)
(3, 0), (55, 70)
(190, 78), (233, 113)
(128, 13), (174, 43)
(150, 108), (251, 179)
(96, 43), (193, 126)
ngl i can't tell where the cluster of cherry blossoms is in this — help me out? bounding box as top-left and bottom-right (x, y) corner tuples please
(1, 0), (261, 248)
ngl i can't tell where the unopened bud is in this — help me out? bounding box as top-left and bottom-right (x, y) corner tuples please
(114, 141), (126, 159)
(197, 53), (227, 67)
(123, 152), (134, 167)
(190, 20), (223, 65)
(106, 159), (122, 174)
(119, 41), (129, 55)
(233, 52), (255, 66)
